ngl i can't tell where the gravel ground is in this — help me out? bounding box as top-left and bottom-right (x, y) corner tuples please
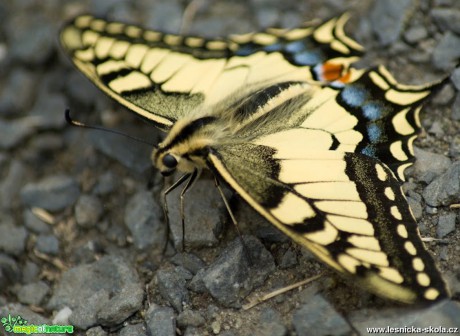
(0, 0), (459, 335)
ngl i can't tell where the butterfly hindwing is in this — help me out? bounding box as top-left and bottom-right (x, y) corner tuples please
(333, 66), (445, 180)
(303, 65), (441, 181)
(220, 66), (439, 180)
(208, 145), (447, 303)
(204, 65), (448, 303)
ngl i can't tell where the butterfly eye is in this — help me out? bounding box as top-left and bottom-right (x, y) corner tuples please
(162, 154), (178, 168)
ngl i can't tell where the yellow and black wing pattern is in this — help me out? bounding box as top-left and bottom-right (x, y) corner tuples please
(206, 64), (448, 304)
(60, 14), (362, 131)
(60, 13), (448, 303)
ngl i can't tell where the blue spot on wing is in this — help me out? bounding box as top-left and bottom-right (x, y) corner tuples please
(367, 124), (382, 143)
(361, 145), (377, 158)
(362, 102), (391, 121)
(293, 51), (322, 65)
(341, 85), (369, 107)
(285, 41), (305, 52)
(264, 43), (282, 52)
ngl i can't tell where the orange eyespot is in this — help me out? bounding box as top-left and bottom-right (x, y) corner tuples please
(315, 61), (352, 84)
(321, 62), (344, 82)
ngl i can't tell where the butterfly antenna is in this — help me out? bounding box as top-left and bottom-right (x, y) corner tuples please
(65, 108), (158, 149)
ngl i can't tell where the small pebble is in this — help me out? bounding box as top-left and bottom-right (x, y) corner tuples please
(170, 253), (206, 275)
(0, 253), (21, 288)
(194, 235), (275, 307)
(21, 175), (80, 212)
(431, 84), (455, 106)
(439, 246), (449, 261)
(404, 26), (428, 44)
(428, 121), (444, 137)
(292, 293), (351, 336)
(407, 196), (423, 220)
(0, 68), (36, 116)
(93, 172), (118, 195)
(52, 306), (72, 325)
(145, 304), (176, 336)
(437, 213), (457, 238)
(369, 0), (413, 46)
(156, 267), (192, 312)
(279, 248), (298, 269)
(75, 194), (103, 228)
(23, 209), (50, 234)
(22, 261), (39, 284)
(257, 308), (288, 336)
(71, 240), (103, 264)
(423, 162), (460, 207)
(177, 309), (206, 328)
(35, 234), (60, 255)
(119, 323), (148, 336)
(0, 218), (28, 256)
(425, 206), (438, 215)
(431, 8), (460, 34)
(432, 32), (460, 70)
(145, 1), (183, 33)
(17, 281), (50, 306)
(0, 117), (38, 150)
(451, 67), (460, 90)
(30, 92), (68, 130)
(413, 147), (451, 183)
(0, 160), (26, 210)
(86, 326), (108, 336)
(10, 17), (54, 65)
(452, 94), (460, 121)
(124, 190), (164, 250)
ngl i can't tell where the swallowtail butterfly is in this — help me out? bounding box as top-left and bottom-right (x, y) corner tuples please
(60, 13), (449, 303)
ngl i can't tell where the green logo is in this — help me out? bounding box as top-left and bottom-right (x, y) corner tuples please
(1, 314), (28, 332)
(1, 314), (74, 334)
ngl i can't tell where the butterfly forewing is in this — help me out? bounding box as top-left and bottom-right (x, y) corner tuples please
(60, 14), (363, 130)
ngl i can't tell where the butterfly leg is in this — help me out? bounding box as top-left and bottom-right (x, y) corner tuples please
(162, 173), (191, 254)
(179, 169), (200, 251)
(214, 177), (253, 265)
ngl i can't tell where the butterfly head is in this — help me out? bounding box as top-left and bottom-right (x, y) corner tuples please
(152, 146), (210, 175)
(152, 116), (219, 176)
(152, 151), (180, 176)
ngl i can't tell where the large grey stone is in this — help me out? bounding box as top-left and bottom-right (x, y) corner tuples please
(47, 256), (143, 329)
(191, 236), (275, 307)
